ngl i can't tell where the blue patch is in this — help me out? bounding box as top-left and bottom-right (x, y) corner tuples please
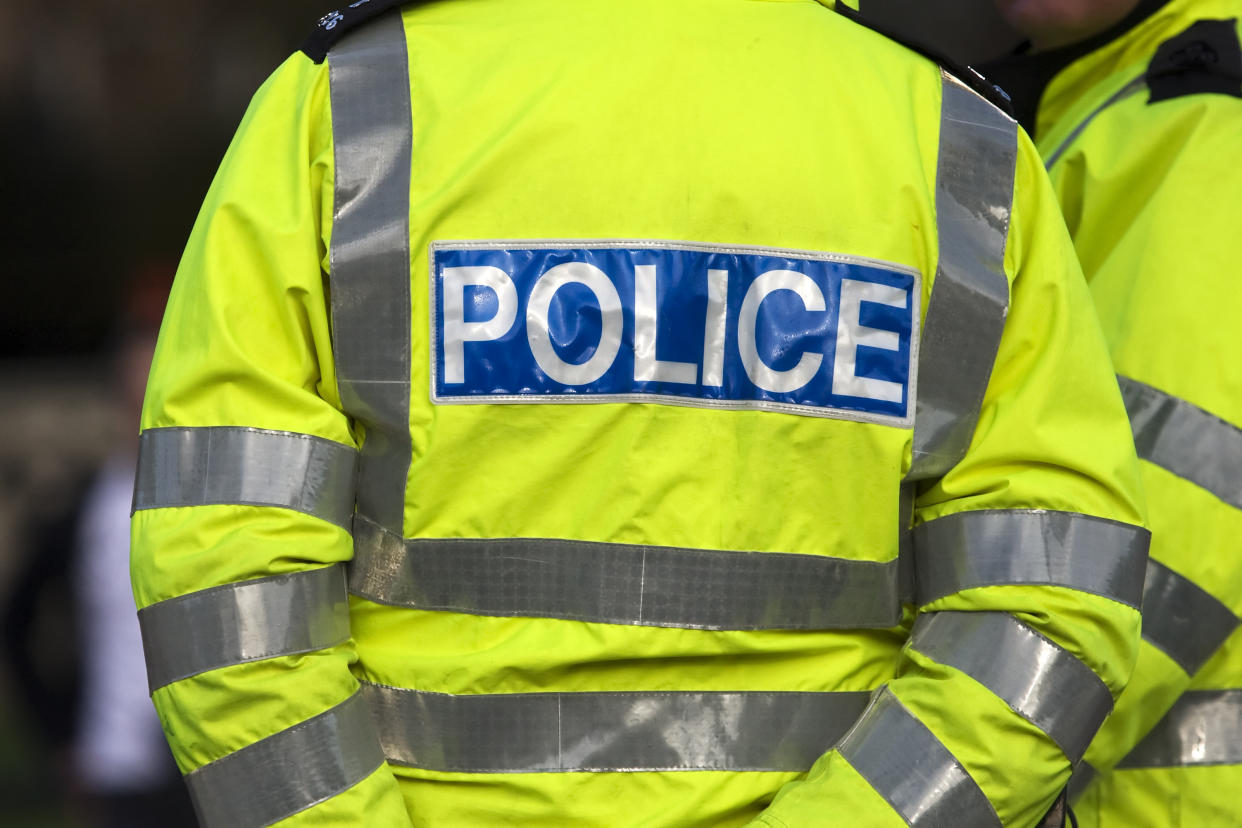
(431, 241), (920, 424)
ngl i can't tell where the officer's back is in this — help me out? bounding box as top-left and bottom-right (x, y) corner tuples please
(131, 1), (1150, 826)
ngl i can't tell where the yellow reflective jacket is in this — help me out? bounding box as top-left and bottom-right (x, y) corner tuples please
(133, 1), (1148, 826)
(986, 1), (1242, 825)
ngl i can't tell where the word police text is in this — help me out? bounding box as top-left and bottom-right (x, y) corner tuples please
(431, 241), (919, 424)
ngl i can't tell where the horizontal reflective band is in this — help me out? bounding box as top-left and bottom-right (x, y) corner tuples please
(908, 72), (1015, 481)
(914, 510), (1148, 609)
(1141, 559), (1240, 676)
(186, 692), (384, 827)
(1118, 690), (1242, 769)
(349, 518), (901, 630)
(361, 681), (871, 772)
(134, 427), (358, 529)
(139, 566), (350, 691)
(839, 686), (1000, 827)
(1121, 375), (1242, 510)
(910, 611), (1111, 762)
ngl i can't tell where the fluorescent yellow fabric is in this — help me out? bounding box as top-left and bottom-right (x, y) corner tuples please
(758, 129), (1146, 828)
(1024, 1), (1242, 825)
(133, 53), (412, 826)
(134, 1), (1144, 825)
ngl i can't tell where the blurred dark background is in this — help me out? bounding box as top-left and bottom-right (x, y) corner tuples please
(0, 1), (1020, 824)
(0, 3), (333, 824)
(0, 0), (329, 360)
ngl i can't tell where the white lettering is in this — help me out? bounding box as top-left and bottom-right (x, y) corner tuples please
(832, 279), (907, 402)
(634, 265), (697, 385)
(442, 266), (518, 384)
(701, 269), (728, 387)
(526, 262), (623, 385)
(737, 270), (825, 393)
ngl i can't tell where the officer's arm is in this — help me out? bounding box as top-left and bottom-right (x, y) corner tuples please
(130, 52), (411, 827)
(755, 131), (1148, 827)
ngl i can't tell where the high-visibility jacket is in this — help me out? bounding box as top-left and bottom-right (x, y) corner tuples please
(984, 1), (1242, 825)
(131, 2), (1149, 825)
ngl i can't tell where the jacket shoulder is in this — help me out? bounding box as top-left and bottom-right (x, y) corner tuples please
(1147, 18), (1242, 104)
(833, 4), (1014, 116)
(300, 0), (413, 64)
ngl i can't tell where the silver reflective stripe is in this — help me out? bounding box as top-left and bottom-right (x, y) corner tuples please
(1121, 375), (1242, 510)
(839, 686), (1001, 827)
(910, 611), (1112, 762)
(133, 427), (357, 529)
(139, 566), (350, 692)
(349, 516), (902, 630)
(914, 510), (1148, 608)
(907, 72), (1016, 482)
(1067, 760), (1097, 803)
(1141, 559), (1240, 676)
(899, 483), (916, 605)
(361, 681), (871, 772)
(328, 10), (412, 535)
(1118, 690), (1242, 769)
(1045, 76), (1146, 169)
(186, 692), (384, 827)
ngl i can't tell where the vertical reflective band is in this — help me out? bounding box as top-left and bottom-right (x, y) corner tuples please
(1141, 558), (1240, 676)
(133, 427), (357, 529)
(1120, 375), (1242, 510)
(910, 611), (1112, 762)
(186, 692), (384, 827)
(349, 517), (902, 629)
(361, 682), (871, 772)
(1068, 760), (1097, 802)
(1118, 690), (1242, 769)
(907, 72), (1016, 482)
(914, 510), (1148, 608)
(839, 687), (1001, 827)
(1045, 76), (1146, 169)
(898, 484), (916, 605)
(328, 10), (413, 534)
(139, 566), (350, 692)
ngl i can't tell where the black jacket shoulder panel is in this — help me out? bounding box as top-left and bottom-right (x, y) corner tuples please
(978, 0), (1174, 137)
(833, 4), (1014, 116)
(1147, 18), (1242, 103)
(300, 0), (410, 64)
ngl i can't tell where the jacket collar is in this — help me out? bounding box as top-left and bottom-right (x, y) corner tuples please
(979, 0), (1174, 136)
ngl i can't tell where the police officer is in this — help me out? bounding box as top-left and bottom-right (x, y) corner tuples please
(131, 1), (1150, 825)
(984, 1), (1242, 825)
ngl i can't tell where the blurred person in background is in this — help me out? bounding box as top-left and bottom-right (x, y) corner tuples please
(982, 1), (1242, 825)
(3, 268), (196, 827)
(72, 268), (197, 828)
(130, 0), (1150, 825)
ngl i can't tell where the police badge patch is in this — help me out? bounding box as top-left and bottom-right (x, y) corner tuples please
(430, 240), (921, 426)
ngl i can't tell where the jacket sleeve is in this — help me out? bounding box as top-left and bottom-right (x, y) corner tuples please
(754, 122), (1148, 827)
(129, 52), (411, 827)
(1062, 94), (1242, 795)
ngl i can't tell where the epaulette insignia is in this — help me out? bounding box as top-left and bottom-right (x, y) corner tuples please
(300, 0), (409, 64)
(1147, 19), (1242, 104)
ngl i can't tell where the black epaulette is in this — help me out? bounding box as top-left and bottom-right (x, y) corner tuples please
(300, 0), (410, 64)
(1147, 18), (1242, 104)
(833, 4), (1015, 117)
